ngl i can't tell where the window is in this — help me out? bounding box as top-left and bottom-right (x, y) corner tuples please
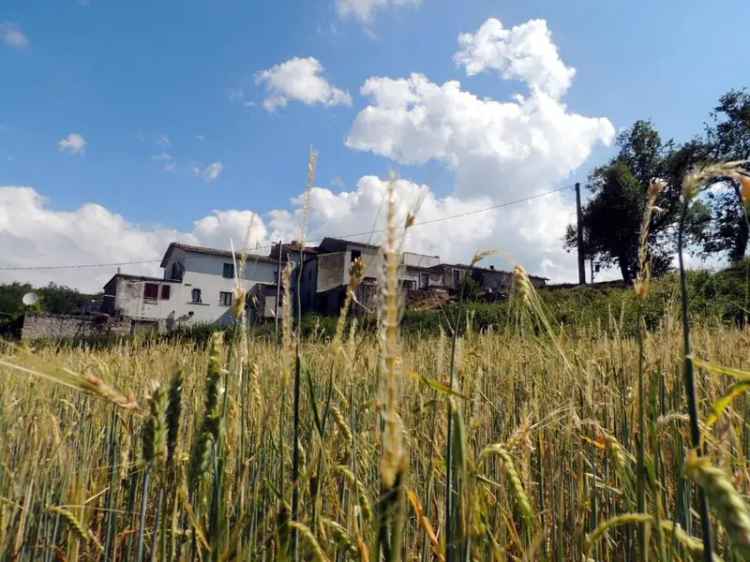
(223, 263), (234, 279)
(170, 262), (184, 281)
(143, 283), (159, 300)
(160, 285), (171, 300)
(420, 272), (429, 289)
(191, 288), (202, 304)
(219, 291), (233, 306)
(351, 249), (361, 262)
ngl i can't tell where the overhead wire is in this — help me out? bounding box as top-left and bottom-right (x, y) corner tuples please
(0, 184), (575, 272)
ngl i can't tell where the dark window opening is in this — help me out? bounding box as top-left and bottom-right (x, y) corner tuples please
(161, 285), (171, 300)
(191, 288), (202, 304)
(144, 283), (159, 300)
(219, 291), (233, 306)
(223, 263), (234, 279)
(351, 249), (361, 262)
(420, 272), (429, 289)
(170, 262), (184, 281)
(452, 269), (461, 288)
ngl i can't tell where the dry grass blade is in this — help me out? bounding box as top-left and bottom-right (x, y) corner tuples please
(0, 358), (139, 410)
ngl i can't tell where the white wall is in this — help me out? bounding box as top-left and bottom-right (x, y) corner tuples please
(116, 250), (280, 327)
(113, 278), (179, 321)
(176, 252), (278, 325)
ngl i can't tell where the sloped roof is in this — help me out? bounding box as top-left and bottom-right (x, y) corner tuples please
(160, 242), (278, 267)
(317, 237), (380, 253)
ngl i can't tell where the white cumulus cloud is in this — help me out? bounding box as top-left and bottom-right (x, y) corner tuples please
(193, 162), (223, 183)
(347, 73), (614, 198)
(454, 18), (575, 98)
(192, 210), (267, 250)
(339, 18), (614, 278)
(255, 57), (352, 111)
(0, 22), (29, 49)
(58, 133), (87, 155)
(267, 175), (576, 279)
(336, 0), (421, 24)
(268, 176), (496, 257)
(0, 187), (268, 292)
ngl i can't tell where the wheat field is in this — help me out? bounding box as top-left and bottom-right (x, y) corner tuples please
(1, 308), (750, 561)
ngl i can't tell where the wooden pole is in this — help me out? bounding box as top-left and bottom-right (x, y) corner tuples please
(575, 182), (586, 285)
(274, 240), (282, 340)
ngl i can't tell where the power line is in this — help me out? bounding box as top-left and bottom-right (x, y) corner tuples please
(0, 184), (574, 272)
(0, 259), (163, 272)
(261, 184), (575, 250)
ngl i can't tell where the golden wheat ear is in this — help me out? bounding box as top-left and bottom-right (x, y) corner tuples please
(686, 450), (750, 557)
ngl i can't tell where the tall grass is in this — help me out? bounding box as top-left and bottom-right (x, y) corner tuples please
(3, 306), (750, 560)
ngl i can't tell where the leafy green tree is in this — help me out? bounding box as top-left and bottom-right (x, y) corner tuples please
(699, 89), (750, 262)
(565, 121), (708, 283)
(567, 122), (666, 283)
(0, 282), (33, 320)
(38, 282), (94, 315)
(0, 281), (96, 320)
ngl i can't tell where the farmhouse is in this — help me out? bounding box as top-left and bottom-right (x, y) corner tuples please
(101, 238), (548, 329)
(102, 243), (281, 331)
(306, 238), (442, 314)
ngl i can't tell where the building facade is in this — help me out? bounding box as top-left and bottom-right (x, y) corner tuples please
(101, 238), (549, 328)
(103, 243), (281, 329)
(309, 238), (443, 315)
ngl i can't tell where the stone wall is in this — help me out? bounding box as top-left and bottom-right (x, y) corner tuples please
(21, 313), (133, 341)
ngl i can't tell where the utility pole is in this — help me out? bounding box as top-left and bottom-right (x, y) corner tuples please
(575, 182), (586, 285)
(274, 240), (282, 340)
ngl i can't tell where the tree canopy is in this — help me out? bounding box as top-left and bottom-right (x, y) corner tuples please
(566, 121), (707, 283)
(0, 282), (97, 320)
(698, 89), (750, 262)
(566, 88), (750, 283)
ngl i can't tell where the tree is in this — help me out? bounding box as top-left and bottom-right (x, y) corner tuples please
(565, 121), (699, 283)
(38, 283), (93, 315)
(700, 89), (750, 262)
(0, 282), (33, 320)
(0, 282), (96, 320)
(568, 161), (672, 283)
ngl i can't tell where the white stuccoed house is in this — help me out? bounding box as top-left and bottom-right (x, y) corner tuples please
(102, 243), (281, 331)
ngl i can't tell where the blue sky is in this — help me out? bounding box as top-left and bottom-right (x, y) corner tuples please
(1, 0), (749, 290)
